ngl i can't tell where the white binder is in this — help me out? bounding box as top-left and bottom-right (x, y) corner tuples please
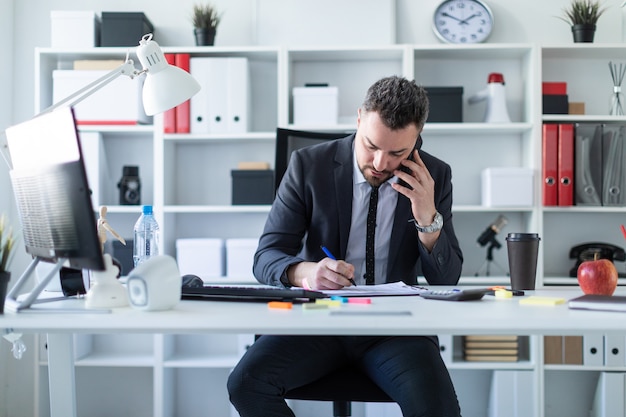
(583, 334), (604, 366)
(488, 370), (534, 417)
(190, 57), (211, 134)
(591, 372), (625, 417)
(226, 57), (250, 133)
(604, 334), (625, 367)
(207, 58), (229, 134)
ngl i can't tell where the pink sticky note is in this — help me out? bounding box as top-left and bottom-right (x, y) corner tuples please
(348, 298), (372, 304)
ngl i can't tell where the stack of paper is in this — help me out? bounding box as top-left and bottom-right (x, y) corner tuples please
(463, 335), (520, 362)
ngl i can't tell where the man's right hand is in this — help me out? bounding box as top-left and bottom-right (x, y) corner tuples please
(287, 259), (355, 290)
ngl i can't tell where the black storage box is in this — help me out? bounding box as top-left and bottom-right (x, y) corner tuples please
(424, 87), (463, 123)
(100, 12), (154, 47)
(232, 170), (275, 205)
(543, 94), (569, 114)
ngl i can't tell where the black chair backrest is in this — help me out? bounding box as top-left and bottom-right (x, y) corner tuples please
(274, 128), (352, 193)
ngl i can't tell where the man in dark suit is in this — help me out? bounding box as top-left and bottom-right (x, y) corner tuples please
(228, 76), (463, 416)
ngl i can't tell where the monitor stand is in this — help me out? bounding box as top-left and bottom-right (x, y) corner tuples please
(4, 257), (109, 313)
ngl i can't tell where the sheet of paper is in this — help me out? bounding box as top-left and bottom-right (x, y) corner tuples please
(320, 281), (428, 297)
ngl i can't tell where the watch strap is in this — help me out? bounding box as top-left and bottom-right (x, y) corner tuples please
(413, 211), (443, 233)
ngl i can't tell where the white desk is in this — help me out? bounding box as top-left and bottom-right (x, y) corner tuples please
(1, 287), (624, 417)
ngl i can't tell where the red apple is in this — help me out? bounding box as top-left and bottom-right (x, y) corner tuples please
(577, 258), (619, 296)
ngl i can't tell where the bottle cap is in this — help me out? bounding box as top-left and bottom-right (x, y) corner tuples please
(142, 205), (153, 215)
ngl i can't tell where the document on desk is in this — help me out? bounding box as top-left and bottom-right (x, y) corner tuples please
(320, 281), (428, 297)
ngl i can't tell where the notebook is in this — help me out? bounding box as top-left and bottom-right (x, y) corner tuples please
(568, 294), (626, 312)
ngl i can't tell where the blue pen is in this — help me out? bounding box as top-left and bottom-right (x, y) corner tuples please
(321, 245), (357, 287)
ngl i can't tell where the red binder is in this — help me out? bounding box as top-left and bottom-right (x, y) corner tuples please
(542, 124), (558, 206)
(175, 53), (191, 133)
(557, 123), (575, 206)
(163, 53), (177, 133)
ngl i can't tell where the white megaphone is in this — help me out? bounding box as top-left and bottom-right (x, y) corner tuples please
(468, 73), (511, 123)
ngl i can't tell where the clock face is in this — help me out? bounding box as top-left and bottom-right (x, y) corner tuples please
(433, 0), (494, 44)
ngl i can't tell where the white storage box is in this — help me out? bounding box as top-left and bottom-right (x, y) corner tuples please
(176, 238), (224, 280)
(226, 238), (259, 281)
(51, 11), (100, 48)
(53, 70), (151, 125)
(482, 168), (534, 207)
(293, 86), (338, 126)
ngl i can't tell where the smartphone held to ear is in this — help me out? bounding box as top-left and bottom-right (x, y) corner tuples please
(397, 135), (423, 190)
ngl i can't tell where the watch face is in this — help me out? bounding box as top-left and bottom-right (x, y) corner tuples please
(433, 0), (494, 44)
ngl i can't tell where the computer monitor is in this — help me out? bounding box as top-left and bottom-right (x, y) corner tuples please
(274, 128), (352, 192)
(4, 107), (104, 312)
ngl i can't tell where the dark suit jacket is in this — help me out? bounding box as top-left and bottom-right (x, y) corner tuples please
(254, 134), (463, 287)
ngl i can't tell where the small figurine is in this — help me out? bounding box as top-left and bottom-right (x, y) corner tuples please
(97, 206), (126, 252)
(96, 206), (126, 278)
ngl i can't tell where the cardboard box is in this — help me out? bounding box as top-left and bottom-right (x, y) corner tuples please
(569, 102), (585, 115)
(226, 238), (259, 280)
(293, 86), (338, 125)
(176, 238), (224, 280)
(101, 12), (154, 47)
(53, 70), (151, 125)
(424, 87), (463, 123)
(50, 11), (100, 48)
(231, 170), (274, 205)
(482, 168), (534, 207)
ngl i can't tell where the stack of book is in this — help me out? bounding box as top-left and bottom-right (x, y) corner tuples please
(463, 335), (519, 362)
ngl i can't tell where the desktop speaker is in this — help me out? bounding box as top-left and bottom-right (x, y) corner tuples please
(126, 255), (181, 311)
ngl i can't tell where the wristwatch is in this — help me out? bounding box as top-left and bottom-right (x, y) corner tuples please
(414, 211), (444, 233)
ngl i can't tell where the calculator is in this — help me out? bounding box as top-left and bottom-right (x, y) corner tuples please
(420, 288), (489, 301)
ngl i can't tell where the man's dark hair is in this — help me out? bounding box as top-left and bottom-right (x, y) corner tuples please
(361, 76), (429, 130)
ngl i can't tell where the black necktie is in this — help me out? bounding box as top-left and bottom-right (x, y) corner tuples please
(364, 185), (379, 285)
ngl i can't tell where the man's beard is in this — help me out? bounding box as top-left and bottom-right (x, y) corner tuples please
(360, 164), (393, 187)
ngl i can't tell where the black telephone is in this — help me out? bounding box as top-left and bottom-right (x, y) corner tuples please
(568, 242), (626, 277)
(398, 135), (424, 190)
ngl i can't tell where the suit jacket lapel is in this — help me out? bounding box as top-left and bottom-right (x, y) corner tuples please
(334, 136), (355, 257)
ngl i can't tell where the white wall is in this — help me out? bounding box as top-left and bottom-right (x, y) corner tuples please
(1, 1), (624, 416)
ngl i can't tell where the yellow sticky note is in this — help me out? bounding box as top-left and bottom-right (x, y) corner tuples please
(519, 296), (566, 306)
(495, 289), (513, 298)
(315, 299), (342, 308)
(303, 303), (329, 310)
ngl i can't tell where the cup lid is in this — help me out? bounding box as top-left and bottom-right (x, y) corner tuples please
(506, 233), (540, 241)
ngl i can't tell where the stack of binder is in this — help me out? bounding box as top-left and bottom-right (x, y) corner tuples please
(544, 122), (626, 206)
(463, 335), (519, 362)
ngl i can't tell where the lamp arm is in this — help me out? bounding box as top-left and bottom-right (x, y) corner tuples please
(1, 60), (144, 170)
(39, 60), (144, 116)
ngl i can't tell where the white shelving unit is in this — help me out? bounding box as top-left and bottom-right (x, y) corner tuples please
(32, 43), (626, 417)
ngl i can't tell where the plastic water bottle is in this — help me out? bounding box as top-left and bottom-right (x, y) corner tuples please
(133, 205), (160, 267)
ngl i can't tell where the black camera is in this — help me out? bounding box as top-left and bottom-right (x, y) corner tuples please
(118, 166), (141, 205)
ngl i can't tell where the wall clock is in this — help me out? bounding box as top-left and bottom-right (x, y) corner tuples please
(433, 0), (494, 44)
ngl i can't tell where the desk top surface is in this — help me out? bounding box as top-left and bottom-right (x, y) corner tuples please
(2, 287), (626, 336)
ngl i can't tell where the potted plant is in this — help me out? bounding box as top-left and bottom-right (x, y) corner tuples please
(0, 214), (16, 313)
(559, 0), (607, 43)
(191, 3), (222, 46)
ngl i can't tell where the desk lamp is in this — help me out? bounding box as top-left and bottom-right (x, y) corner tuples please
(2, 33), (200, 312)
(43, 33), (200, 117)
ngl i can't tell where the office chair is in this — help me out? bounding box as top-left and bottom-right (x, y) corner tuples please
(274, 127), (353, 193)
(272, 128), (394, 416)
(285, 365), (394, 417)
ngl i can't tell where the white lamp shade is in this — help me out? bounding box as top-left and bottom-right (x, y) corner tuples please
(142, 65), (201, 116)
(136, 34), (201, 116)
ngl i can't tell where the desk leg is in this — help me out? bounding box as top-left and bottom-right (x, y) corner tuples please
(46, 333), (76, 417)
